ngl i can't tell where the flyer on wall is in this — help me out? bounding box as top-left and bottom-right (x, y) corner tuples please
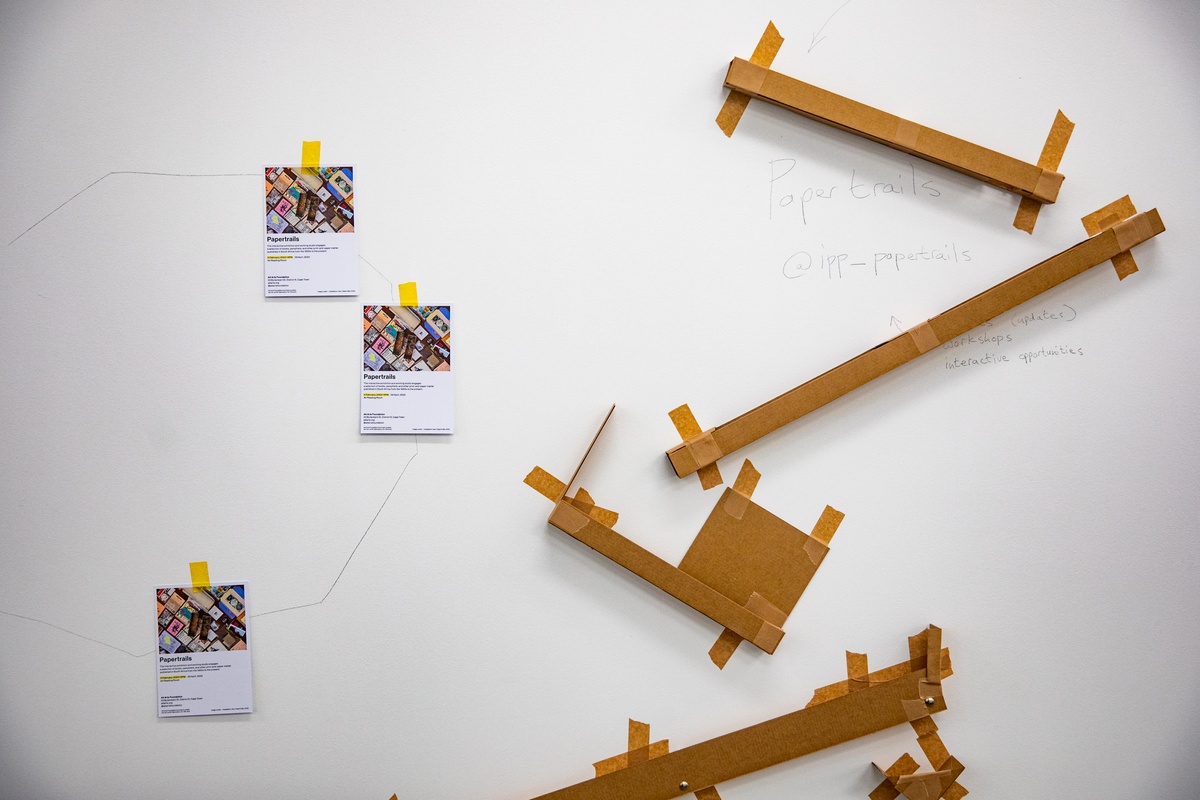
(263, 165), (357, 296)
(155, 584), (253, 717)
(361, 304), (454, 434)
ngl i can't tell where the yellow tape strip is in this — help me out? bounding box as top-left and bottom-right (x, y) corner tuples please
(189, 561), (210, 590)
(716, 21), (784, 137)
(399, 282), (419, 306)
(301, 140), (320, 177)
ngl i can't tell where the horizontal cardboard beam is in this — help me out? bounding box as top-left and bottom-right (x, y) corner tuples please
(667, 207), (1165, 480)
(547, 500), (784, 653)
(529, 630), (952, 800)
(723, 56), (1064, 204)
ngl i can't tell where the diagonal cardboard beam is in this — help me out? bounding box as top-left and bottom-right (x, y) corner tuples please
(719, 22), (1071, 228)
(525, 626), (954, 800)
(667, 202), (1165, 485)
(527, 409), (841, 664)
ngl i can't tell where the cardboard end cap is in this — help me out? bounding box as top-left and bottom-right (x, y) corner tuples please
(1112, 212), (1155, 253)
(1033, 169), (1064, 204)
(686, 429), (724, 470)
(751, 620), (785, 653)
(725, 57), (769, 95)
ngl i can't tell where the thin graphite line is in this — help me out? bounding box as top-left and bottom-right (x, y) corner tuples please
(0, 438), (419, 654)
(7, 171), (257, 246)
(359, 254), (397, 291)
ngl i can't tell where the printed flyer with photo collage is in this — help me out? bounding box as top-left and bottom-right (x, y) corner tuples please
(361, 304), (454, 434)
(263, 165), (357, 296)
(155, 584), (253, 717)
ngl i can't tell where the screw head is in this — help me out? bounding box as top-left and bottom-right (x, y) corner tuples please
(924, 696), (936, 706)
(679, 781), (690, 791)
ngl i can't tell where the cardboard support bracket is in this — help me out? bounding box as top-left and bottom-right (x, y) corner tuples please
(667, 203), (1165, 485)
(523, 626), (956, 800)
(525, 407), (842, 667)
(718, 23), (1072, 231)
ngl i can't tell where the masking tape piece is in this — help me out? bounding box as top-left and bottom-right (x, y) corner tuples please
(189, 561), (210, 590)
(723, 489), (750, 521)
(399, 282), (419, 306)
(732, 459), (760, 499)
(669, 404), (703, 440)
(589, 505), (620, 528)
(810, 505), (844, 546)
(574, 487), (595, 509)
(716, 22), (784, 137)
(803, 535), (829, 567)
(847, 651), (869, 691)
(301, 140), (320, 174)
(750, 619), (785, 653)
(926, 625), (943, 683)
(593, 740), (670, 777)
(1111, 251), (1139, 280)
(902, 698), (932, 722)
(918, 680), (943, 702)
(525, 467), (567, 502)
(629, 719), (650, 751)
(698, 463), (724, 491)
(893, 119), (922, 150)
(709, 628), (742, 669)
(1113, 213), (1154, 253)
(1013, 110), (1074, 232)
(943, 784), (969, 800)
(908, 320), (941, 355)
(1081, 196), (1136, 236)
(916, 733), (951, 771)
(869, 753), (921, 800)
(693, 787), (722, 800)
(910, 714), (938, 738)
(895, 770), (953, 800)
(549, 501), (590, 534)
(686, 430), (724, 470)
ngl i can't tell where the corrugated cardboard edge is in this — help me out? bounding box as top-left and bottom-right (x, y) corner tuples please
(716, 21), (783, 136)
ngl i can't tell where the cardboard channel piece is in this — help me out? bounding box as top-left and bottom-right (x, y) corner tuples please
(667, 203), (1165, 485)
(719, 23), (1071, 229)
(525, 408), (842, 667)
(524, 626), (955, 800)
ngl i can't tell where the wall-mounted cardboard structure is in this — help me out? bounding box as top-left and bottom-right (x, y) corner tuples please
(513, 625), (959, 800)
(717, 22), (1074, 233)
(667, 198), (1165, 488)
(526, 406), (843, 668)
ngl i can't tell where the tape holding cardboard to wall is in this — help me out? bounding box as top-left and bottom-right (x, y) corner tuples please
(399, 282), (419, 306)
(527, 409), (839, 667)
(524, 626), (957, 800)
(594, 720), (670, 777)
(301, 140), (320, 177)
(668, 405), (723, 489)
(189, 561), (210, 591)
(1014, 110), (1075, 233)
(718, 23), (1070, 216)
(716, 21), (784, 137)
(666, 204), (1165, 484)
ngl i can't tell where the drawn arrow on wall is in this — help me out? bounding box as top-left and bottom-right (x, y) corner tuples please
(808, 0), (855, 52)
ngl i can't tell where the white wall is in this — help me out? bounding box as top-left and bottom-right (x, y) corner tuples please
(1, 2), (1198, 798)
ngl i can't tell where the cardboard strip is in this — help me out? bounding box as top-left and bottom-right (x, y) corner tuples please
(716, 22), (784, 137)
(530, 627), (954, 800)
(1014, 110), (1075, 233)
(189, 561), (210, 591)
(667, 205), (1165, 482)
(720, 27), (1068, 205)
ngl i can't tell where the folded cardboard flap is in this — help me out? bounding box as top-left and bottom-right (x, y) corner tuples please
(666, 203), (1164, 483)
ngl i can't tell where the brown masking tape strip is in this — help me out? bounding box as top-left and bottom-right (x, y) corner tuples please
(686, 430), (724, 470)
(918, 680), (943, 702)
(716, 22), (784, 137)
(895, 770), (953, 800)
(693, 787), (722, 800)
(810, 505), (844, 546)
(892, 119), (922, 150)
(803, 536), (829, 566)
(915, 733), (951, 771)
(588, 505), (620, 528)
(1037, 110), (1075, 173)
(1033, 170), (1064, 203)
(709, 628), (743, 669)
(1113, 212), (1154, 253)
(1111, 251), (1139, 280)
(847, 651), (869, 692)
(1012, 109), (1073, 233)
(925, 625), (943, 683)
(723, 489), (750, 521)
(549, 501), (590, 534)
(629, 719), (650, 751)
(698, 463), (724, 490)
(669, 404), (702, 440)
(745, 592), (786, 626)
(525, 466), (569, 502)
(732, 459), (760, 499)
(593, 740), (670, 777)
(1081, 195), (1136, 236)
(943, 784), (969, 800)
(902, 698), (931, 722)
(908, 320), (941, 354)
(868, 781), (902, 800)
(750, 618), (785, 652)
